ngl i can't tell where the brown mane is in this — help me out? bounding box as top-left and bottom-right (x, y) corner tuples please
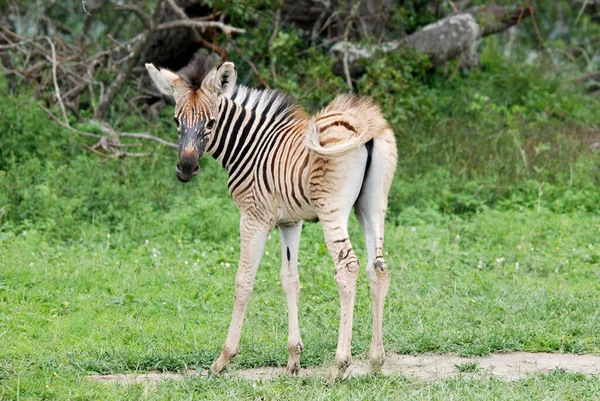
(179, 54), (214, 91)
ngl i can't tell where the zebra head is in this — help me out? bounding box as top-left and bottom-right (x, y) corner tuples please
(146, 57), (237, 182)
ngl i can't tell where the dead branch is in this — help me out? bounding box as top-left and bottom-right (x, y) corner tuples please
(269, 9), (282, 80)
(112, 3), (152, 29)
(155, 19), (246, 36)
(165, 0), (190, 21)
(331, 4), (531, 77)
(81, 0), (92, 16)
(95, 0), (164, 119)
(233, 44), (271, 89)
(164, 0), (228, 60)
(343, 1), (361, 91)
(38, 105), (101, 139)
(44, 36), (69, 126)
(119, 132), (177, 148)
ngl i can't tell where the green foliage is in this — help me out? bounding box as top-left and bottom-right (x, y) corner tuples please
(350, 38), (600, 216)
(386, 0), (445, 36)
(1, 2), (600, 398)
(228, 17), (600, 217)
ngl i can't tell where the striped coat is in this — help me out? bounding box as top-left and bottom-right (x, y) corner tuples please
(147, 55), (397, 379)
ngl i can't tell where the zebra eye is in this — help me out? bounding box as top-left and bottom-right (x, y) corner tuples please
(206, 119), (216, 130)
(173, 117), (180, 128)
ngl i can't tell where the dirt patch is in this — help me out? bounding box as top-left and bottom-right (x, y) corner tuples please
(88, 352), (600, 385)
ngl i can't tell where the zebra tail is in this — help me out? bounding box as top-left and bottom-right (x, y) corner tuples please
(304, 123), (370, 157)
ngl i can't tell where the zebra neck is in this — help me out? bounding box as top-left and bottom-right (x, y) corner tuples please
(206, 97), (259, 172)
(204, 95), (302, 196)
(206, 96), (296, 173)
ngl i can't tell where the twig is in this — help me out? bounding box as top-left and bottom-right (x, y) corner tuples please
(232, 44), (271, 89)
(44, 36), (69, 126)
(165, 0), (202, 42)
(311, 0), (332, 45)
(343, 1), (361, 91)
(268, 9), (281, 80)
(38, 104), (101, 138)
(317, 9), (340, 38)
(81, 0), (91, 16)
(198, 36), (228, 60)
(0, 65), (26, 78)
(526, 0), (547, 52)
(164, 0), (227, 59)
(62, 82), (87, 101)
(165, 0), (189, 20)
(112, 3), (152, 30)
(83, 143), (110, 158)
(0, 39), (42, 49)
(117, 151), (152, 157)
(447, 57), (462, 82)
(574, 0), (590, 27)
(119, 132), (177, 148)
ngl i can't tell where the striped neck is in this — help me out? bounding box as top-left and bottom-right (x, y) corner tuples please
(204, 92), (303, 195)
(206, 92), (299, 169)
(206, 97), (261, 170)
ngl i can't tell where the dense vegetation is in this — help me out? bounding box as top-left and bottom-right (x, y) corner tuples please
(1, 0), (599, 399)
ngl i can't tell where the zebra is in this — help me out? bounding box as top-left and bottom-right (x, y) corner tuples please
(146, 55), (397, 379)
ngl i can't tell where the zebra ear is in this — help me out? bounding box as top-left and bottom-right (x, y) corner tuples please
(145, 63), (179, 98)
(202, 62), (236, 96)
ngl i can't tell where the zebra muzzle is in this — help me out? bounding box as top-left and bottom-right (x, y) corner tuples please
(176, 155), (200, 182)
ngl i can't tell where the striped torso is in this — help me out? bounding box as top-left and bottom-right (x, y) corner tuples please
(205, 89), (315, 224)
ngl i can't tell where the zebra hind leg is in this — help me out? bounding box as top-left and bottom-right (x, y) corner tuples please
(312, 146), (368, 381)
(354, 137), (396, 373)
(322, 222), (360, 381)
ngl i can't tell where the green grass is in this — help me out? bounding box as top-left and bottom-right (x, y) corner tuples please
(2, 39), (600, 398)
(455, 362), (480, 373)
(5, 373), (600, 401)
(1, 191), (600, 399)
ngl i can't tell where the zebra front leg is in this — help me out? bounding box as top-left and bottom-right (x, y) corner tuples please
(211, 216), (270, 374)
(278, 221), (304, 376)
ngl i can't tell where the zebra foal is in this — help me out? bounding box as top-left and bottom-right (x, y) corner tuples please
(146, 56), (397, 379)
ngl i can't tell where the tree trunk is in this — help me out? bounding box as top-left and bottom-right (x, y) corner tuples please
(141, 1), (216, 71)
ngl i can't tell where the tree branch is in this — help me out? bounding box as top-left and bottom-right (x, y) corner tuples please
(119, 132), (177, 148)
(343, 1), (361, 91)
(156, 20), (245, 36)
(112, 3), (152, 30)
(44, 36), (69, 126)
(269, 9), (281, 80)
(95, 0), (163, 119)
(233, 44), (271, 89)
(38, 104), (101, 138)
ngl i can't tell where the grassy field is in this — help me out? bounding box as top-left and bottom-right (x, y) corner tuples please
(1, 153), (600, 399)
(1, 53), (600, 398)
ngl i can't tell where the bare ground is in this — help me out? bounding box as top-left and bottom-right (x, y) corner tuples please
(88, 352), (600, 385)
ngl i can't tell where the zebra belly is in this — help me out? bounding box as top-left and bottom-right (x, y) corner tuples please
(275, 204), (318, 225)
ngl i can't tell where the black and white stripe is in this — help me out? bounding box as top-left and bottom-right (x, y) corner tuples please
(205, 87), (309, 212)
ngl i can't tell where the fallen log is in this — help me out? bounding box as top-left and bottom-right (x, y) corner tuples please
(331, 5), (531, 78)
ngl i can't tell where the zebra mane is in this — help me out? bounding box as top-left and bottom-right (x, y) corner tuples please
(179, 55), (213, 91)
(228, 86), (300, 119)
